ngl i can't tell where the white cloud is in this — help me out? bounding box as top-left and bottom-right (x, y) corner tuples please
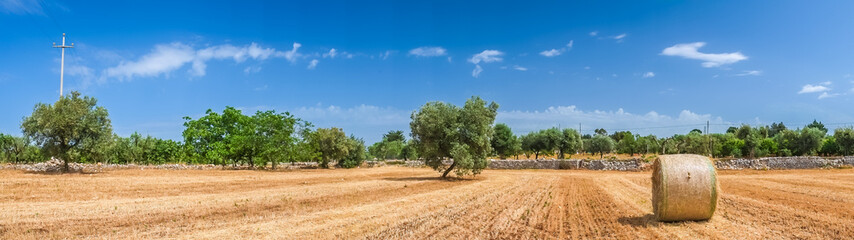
(472, 65), (483, 78)
(244, 66), (262, 74)
(589, 31), (598, 36)
(818, 92), (839, 99)
(0, 0), (43, 15)
(104, 42), (301, 80)
(105, 42), (196, 80)
(468, 50), (503, 78)
(323, 48), (337, 58)
(408, 46), (447, 57)
(642, 72), (655, 78)
(540, 49), (562, 57)
(540, 41), (573, 57)
(497, 106), (727, 136)
(734, 70), (762, 76)
(276, 42), (302, 63)
(661, 42), (748, 68)
(613, 33), (627, 40)
(584, 66), (591, 70)
(468, 50), (504, 64)
(379, 50), (393, 60)
(798, 84), (830, 94)
(307, 59), (319, 70)
(513, 65), (528, 71)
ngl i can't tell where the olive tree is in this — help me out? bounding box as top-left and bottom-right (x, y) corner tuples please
(310, 127), (350, 168)
(21, 92), (112, 172)
(586, 134), (615, 159)
(410, 96), (498, 178)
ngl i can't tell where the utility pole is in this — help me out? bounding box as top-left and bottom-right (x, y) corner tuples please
(53, 33), (73, 97)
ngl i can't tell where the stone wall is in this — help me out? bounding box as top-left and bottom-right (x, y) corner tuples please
(487, 159), (650, 171)
(396, 156), (854, 171)
(715, 156), (854, 170)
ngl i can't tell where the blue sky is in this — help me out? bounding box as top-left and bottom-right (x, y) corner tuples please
(2, 0), (854, 143)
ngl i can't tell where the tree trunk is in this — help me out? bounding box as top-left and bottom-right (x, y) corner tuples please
(558, 149), (563, 159)
(442, 161), (457, 178)
(535, 152), (539, 160)
(63, 158), (69, 173)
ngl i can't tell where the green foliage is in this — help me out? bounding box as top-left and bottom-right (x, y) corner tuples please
(338, 135), (367, 168)
(21, 91), (113, 171)
(806, 120), (828, 135)
(491, 123), (519, 159)
(819, 136), (840, 156)
(757, 138), (778, 157)
(586, 134), (615, 158)
(368, 130), (411, 160)
(183, 107), (301, 168)
(614, 131), (638, 156)
(558, 128), (582, 159)
(310, 127), (351, 168)
(383, 130), (405, 142)
(834, 128), (854, 155)
(721, 137), (745, 158)
(409, 96), (498, 178)
(769, 122), (787, 137)
(0, 134), (45, 163)
(521, 131), (548, 159)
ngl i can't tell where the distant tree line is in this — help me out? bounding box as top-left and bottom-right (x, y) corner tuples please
(0, 92), (367, 171)
(484, 120), (854, 159)
(3, 92), (853, 176)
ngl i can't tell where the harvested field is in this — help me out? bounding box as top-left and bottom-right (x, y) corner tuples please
(1, 167), (853, 239)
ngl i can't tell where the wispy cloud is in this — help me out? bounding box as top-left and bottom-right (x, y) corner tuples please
(539, 40), (573, 57)
(513, 65), (528, 71)
(379, 50), (394, 60)
(323, 48), (337, 58)
(818, 92), (839, 99)
(589, 31), (598, 36)
(468, 50), (504, 78)
(798, 83), (830, 94)
(642, 72), (655, 78)
(468, 50), (503, 64)
(0, 0), (43, 15)
(103, 42), (300, 80)
(612, 33), (627, 42)
(472, 65), (483, 78)
(278, 43), (302, 63)
(243, 66), (261, 74)
(734, 70), (762, 76)
(307, 59), (319, 70)
(661, 42), (747, 68)
(540, 49), (561, 57)
(408, 46), (447, 57)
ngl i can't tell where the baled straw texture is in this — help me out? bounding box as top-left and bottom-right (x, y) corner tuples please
(651, 154), (718, 221)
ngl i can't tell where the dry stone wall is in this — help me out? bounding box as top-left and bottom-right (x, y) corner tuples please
(398, 156), (854, 171)
(715, 156), (854, 170)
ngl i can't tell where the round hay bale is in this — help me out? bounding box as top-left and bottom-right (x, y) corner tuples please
(651, 154), (718, 221)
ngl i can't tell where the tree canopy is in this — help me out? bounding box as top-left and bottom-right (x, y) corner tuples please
(21, 92), (113, 172)
(410, 96), (498, 178)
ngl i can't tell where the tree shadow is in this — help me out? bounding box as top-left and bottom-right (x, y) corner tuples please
(383, 176), (477, 182)
(617, 214), (661, 228)
(23, 170), (102, 175)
